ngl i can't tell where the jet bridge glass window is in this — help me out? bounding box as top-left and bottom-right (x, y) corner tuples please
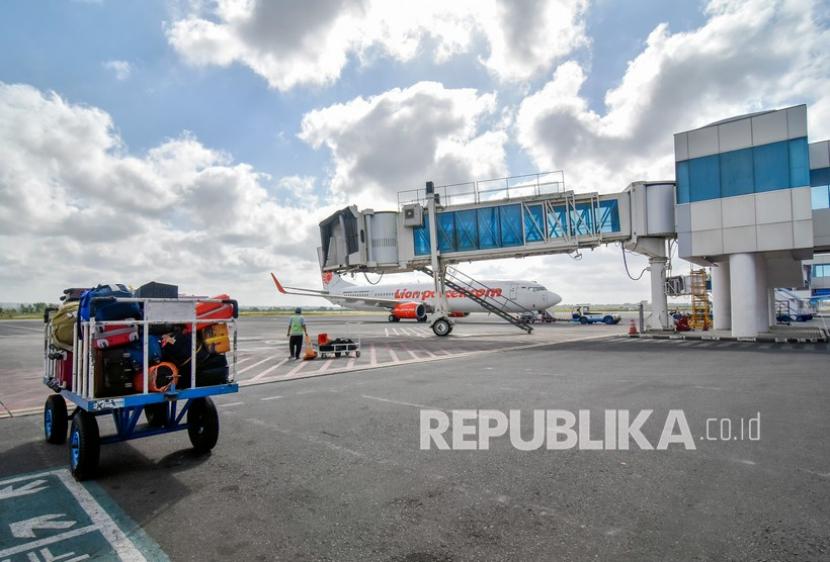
(478, 206), (500, 249)
(597, 200), (620, 233)
(437, 212), (456, 253)
(547, 205), (569, 238)
(523, 204), (545, 242)
(570, 203), (594, 236)
(810, 167), (830, 209)
(456, 209), (478, 251)
(498, 204), (522, 247)
(413, 215), (431, 256)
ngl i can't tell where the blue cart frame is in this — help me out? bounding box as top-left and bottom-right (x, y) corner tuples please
(42, 296), (240, 480)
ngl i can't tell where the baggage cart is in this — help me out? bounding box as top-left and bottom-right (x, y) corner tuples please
(314, 337), (360, 359)
(41, 296), (239, 480)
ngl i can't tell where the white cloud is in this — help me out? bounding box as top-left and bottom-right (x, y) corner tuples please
(516, 0), (830, 194)
(0, 83), (339, 304)
(103, 60), (132, 80)
(166, 0), (589, 90)
(298, 81), (508, 206)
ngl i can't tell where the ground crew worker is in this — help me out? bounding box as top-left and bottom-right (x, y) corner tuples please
(287, 307), (308, 360)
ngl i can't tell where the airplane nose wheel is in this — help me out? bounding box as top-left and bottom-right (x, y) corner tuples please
(431, 317), (452, 336)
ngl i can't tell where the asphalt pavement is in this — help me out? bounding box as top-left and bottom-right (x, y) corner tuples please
(1, 331), (829, 561)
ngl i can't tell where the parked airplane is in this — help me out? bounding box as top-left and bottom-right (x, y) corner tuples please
(270, 271), (562, 323)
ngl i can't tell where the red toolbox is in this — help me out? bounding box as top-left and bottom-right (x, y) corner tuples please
(94, 324), (139, 349)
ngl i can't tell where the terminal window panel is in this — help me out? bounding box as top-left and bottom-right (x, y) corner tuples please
(499, 205), (523, 246)
(413, 216), (431, 255)
(477, 207), (501, 249)
(814, 264), (830, 278)
(437, 212), (456, 252)
(597, 200), (620, 233)
(524, 204), (545, 242)
(547, 206), (569, 238)
(812, 167), (830, 209)
(455, 209), (478, 251)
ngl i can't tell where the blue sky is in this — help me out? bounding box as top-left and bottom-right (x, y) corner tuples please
(1, 0), (827, 305)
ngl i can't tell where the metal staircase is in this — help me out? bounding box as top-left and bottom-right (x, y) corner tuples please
(419, 266), (534, 333)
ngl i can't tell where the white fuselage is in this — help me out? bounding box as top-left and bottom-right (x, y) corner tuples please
(326, 280), (561, 313)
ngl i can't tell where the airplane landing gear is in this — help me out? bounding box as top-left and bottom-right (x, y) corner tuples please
(431, 317), (453, 336)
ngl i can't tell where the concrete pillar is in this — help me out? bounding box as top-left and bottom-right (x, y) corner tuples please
(711, 261), (731, 331)
(649, 257), (668, 330)
(730, 252), (759, 338)
(754, 254), (769, 334)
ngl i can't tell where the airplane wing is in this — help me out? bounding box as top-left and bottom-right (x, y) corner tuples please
(270, 273), (406, 309)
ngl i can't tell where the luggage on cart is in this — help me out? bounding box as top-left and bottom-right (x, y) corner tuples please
(54, 350), (73, 390)
(177, 353), (229, 388)
(161, 331), (210, 368)
(79, 284), (141, 323)
(201, 323), (230, 354)
(185, 294), (233, 332)
(133, 361), (179, 393)
(94, 324), (139, 349)
(135, 281), (178, 299)
(50, 301), (79, 351)
(125, 336), (163, 366)
(95, 348), (139, 397)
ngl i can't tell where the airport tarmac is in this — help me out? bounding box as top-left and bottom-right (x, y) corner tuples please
(1, 316), (829, 560)
(0, 314), (628, 417)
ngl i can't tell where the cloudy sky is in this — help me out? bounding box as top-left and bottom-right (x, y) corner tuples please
(1, 0), (828, 306)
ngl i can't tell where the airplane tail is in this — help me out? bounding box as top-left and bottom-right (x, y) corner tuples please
(317, 247), (353, 291)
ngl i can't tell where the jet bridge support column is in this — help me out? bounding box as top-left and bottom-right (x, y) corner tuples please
(426, 182), (453, 336)
(649, 256), (669, 330)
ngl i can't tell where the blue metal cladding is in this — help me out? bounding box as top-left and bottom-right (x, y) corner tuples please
(477, 206), (500, 249)
(789, 137), (810, 187)
(413, 215), (430, 255)
(676, 161), (690, 204)
(524, 204), (545, 242)
(437, 212), (456, 252)
(689, 154), (721, 201)
(597, 200), (620, 233)
(753, 140), (790, 192)
(547, 205), (569, 238)
(455, 209), (478, 251)
(571, 203), (594, 236)
(720, 147), (754, 198)
(810, 167), (830, 186)
(677, 136), (810, 201)
(499, 205), (522, 246)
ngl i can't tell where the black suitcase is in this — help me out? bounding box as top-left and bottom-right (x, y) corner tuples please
(95, 348), (138, 397)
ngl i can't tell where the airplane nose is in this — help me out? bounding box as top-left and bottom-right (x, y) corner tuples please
(548, 292), (561, 307)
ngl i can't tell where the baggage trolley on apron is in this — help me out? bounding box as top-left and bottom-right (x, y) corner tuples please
(41, 296), (239, 480)
(314, 337), (361, 359)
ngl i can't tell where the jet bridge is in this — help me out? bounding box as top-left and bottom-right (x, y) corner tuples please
(319, 173), (677, 335)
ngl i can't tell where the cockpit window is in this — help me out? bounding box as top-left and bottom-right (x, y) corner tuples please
(529, 286), (546, 292)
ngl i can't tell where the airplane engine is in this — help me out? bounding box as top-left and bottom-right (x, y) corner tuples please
(390, 302), (427, 322)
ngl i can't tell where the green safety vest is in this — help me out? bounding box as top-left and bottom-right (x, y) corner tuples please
(289, 315), (305, 336)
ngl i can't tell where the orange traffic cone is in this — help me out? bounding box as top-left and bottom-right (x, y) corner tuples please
(628, 319), (638, 336)
(303, 335), (318, 360)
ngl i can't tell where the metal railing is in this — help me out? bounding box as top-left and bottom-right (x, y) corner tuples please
(398, 171), (565, 208)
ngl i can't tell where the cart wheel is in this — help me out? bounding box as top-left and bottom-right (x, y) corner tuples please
(69, 412), (100, 481)
(335, 352), (341, 358)
(145, 403), (169, 427)
(188, 397), (219, 453)
(355, 351), (361, 358)
(44, 395), (68, 444)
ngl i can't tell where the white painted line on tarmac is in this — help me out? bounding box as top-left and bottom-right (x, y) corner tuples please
(238, 353), (284, 375)
(369, 344), (377, 365)
(283, 360), (309, 378)
(54, 469), (148, 561)
(260, 395), (283, 401)
(391, 327), (400, 336)
(346, 357), (356, 369)
(384, 328), (389, 337)
(403, 347), (419, 360)
(0, 525), (100, 559)
(250, 358), (289, 381)
(361, 394), (436, 409)
(419, 348), (437, 358)
(234, 356), (255, 365)
(219, 401), (244, 408)
(388, 348), (399, 362)
(316, 360), (333, 374)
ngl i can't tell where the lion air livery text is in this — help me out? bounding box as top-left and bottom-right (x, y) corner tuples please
(271, 271), (562, 323)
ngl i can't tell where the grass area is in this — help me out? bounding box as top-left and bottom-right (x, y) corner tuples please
(0, 313), (42, 320)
